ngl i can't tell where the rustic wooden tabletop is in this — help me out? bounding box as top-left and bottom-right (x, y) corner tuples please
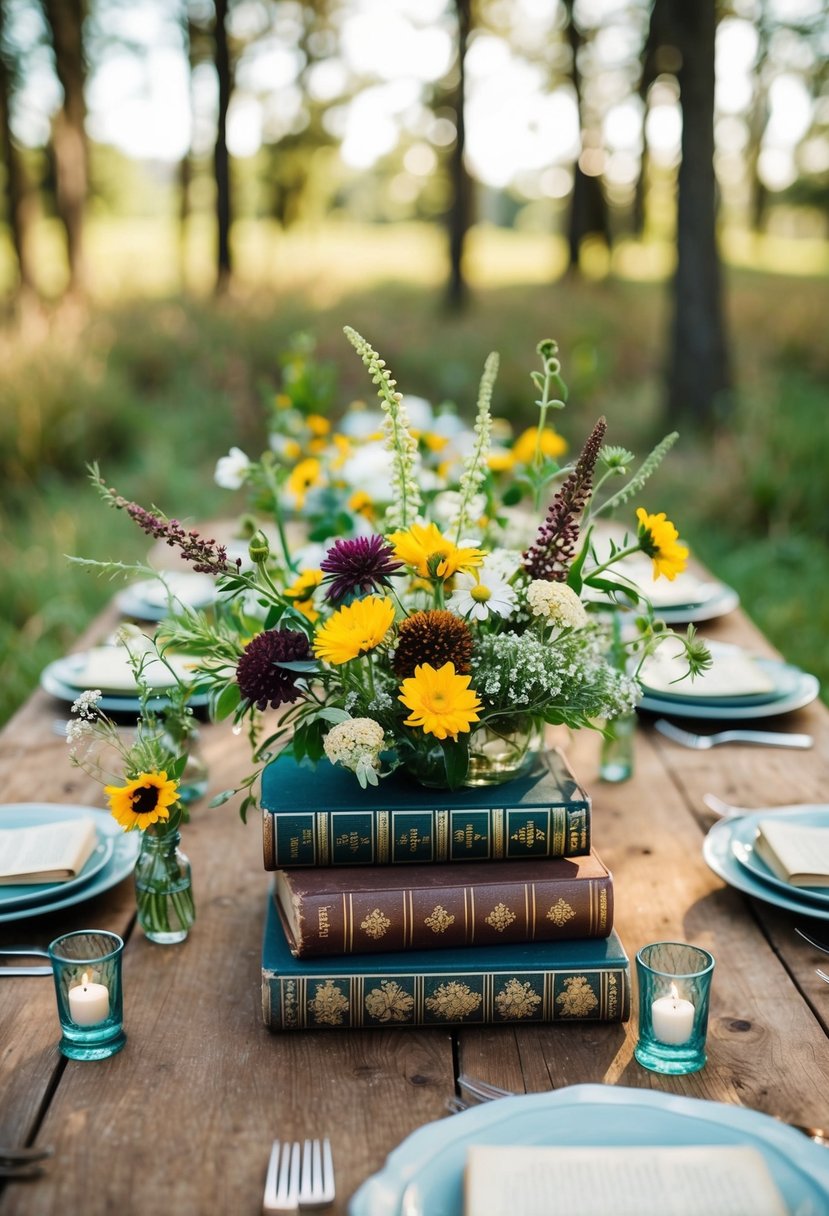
(1, 602), (828, 1216)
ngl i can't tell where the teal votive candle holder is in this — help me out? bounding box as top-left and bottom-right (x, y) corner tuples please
(634, 941), (715, 1075)
(48, 930), (126, 1061)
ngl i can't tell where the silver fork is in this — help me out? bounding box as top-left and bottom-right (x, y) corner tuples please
(298, 1138), (335, 1209)
(654, 719), (813, 751)
(263, 1140), (300, 1215)
(816, 969), (829, 985)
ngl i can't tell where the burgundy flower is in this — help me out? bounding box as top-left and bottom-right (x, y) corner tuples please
(320, 535), (403, 603)
(236, 628), (311, 710)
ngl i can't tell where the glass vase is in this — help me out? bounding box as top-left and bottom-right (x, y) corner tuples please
(599, 711), (636, 783)
(160, 726), (209, 805)
(134, 828), (195, 945)
(399, 717), (543, 789)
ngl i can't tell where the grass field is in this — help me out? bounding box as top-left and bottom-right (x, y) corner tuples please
(1, 220), (827, 726)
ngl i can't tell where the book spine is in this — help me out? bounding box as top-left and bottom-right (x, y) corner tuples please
(285, 874), (612, 956)
(263, 963), (629, 1031)
(262, 804), (591, 868)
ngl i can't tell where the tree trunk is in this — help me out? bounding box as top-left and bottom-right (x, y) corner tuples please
(667, 0), (731, 426)
(563, 0), (610, 273)
(446, 0), (471, 311)
(42, 0), (87, 298)
(0, 9), (38, 305)
(213, 0), (232, 293)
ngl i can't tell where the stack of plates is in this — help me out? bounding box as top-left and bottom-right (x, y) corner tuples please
(704, 806), (829, 921)
(638, 640), (819, 721)
(115, 572), (217, 622)
(0, 804), (140, 924)
(349, 1085), (829, 1215)
(40, 645), (210, 715)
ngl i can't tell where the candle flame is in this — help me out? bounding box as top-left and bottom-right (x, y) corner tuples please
(81, 971), (90, 988)
(669, 982), (679, 1002)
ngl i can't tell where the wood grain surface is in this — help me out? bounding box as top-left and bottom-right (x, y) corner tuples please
(1, 603), (828, 1215)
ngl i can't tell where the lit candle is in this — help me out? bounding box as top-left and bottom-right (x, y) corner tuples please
(68, 971), (110, 1026)
(651, 982), (695, 1045)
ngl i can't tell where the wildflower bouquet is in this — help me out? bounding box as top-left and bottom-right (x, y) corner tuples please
(90, 330), (707, 814)
(65, 637), (197, 942)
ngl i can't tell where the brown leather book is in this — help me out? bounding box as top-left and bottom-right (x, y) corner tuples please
(275, 851), (613, 957)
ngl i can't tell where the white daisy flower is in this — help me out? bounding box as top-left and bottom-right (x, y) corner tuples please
(214, 446), (251, 490)
(448, 561), (517, 622)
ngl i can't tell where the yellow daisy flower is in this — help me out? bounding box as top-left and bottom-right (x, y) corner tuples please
(313, 595), (395, 665)
(398, 662), (482, 740)
(512, 426), (567, 465)
(389, 522), (484, 581)
(105, 770), (179, 832)
(306, 413), (331, 437)
(286, 457), (321, 509)
(348, 489), (375, 519)
(487, 449), (515, 472)
(285, 568), (323, 622)
(636, 507), (689, 581)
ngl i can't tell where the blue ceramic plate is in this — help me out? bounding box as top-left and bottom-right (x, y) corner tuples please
(639, 663), (819, 721)
(349, 1085), (829, 1216)
(704, 813), (829, 922)
(655, 582), (740, 625)
(115, 573), (217, 622)
(40, 655), (211, 714)
(0, 805), (140, 924)
(0, 804), (115, 911)
(718, 807), (829, 909)
(642, 650), (802, 708)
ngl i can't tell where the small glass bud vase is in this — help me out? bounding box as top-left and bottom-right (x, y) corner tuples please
(160, 725), (208, 805)
(134, 827), (195, 945)
(599, 711), (636, 783)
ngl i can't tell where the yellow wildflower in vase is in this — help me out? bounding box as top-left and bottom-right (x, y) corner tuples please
(398, 662), (482, 740)
(389, 522), (484, 580)
(313, 595), (396, 665)
(105, 770), (179, 832)
(636, 508), (689, 581)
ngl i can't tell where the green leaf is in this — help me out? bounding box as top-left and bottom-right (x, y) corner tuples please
(442, 736), (469, 790)
(566, 524), (593, 595)
(317, 707), (351, 724)
(275, 659), (318, 672)
(214, 682), (242, 721)
(209, 788), (238, 808)
(167, 754), (187, 782)
(239, 795), (254, 824)
(502, 483), (524, 507)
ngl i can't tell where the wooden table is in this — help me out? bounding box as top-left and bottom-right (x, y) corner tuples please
(2, 602), (828, 1216)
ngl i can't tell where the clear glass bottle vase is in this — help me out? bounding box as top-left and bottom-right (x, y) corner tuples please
(134, 827), (195, 945)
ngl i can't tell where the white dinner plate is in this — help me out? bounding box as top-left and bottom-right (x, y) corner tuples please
(116, 573), (217, 622)
(0, 805), (140, 924)
(40, 653), (211, 714)
(726, 808), (829, 908)
(349, 1085), (829, 1216)
(638, 662), (819, 721)
(703, 813), (829, 922)
(0, 806), (114, 911)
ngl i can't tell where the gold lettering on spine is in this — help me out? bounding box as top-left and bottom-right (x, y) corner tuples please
(551, 809), (564, 858)
(492, 809), (504, 858)
(436, 810), (448, 861)
(377, 811), (389, 864)
(263, 811), (274, 868)
(599, 886), (608, 933)
(316, 813), (328, 864)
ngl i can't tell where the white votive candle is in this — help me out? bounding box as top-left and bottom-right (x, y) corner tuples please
(651, 982), (695, 1045)
(68, 971), (110, 1026)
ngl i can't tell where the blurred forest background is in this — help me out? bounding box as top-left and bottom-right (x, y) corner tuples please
(0, 0), (827, 725)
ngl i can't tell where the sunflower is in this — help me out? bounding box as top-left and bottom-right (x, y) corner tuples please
(389, 522), (484, 581)
(313, 595), (395, 665)
(636, 508), (689, 581)
(105, 770), (179, 832)
(398, 662), (482, 740)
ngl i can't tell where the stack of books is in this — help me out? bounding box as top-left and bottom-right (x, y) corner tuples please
(260, 749), (630, 1031)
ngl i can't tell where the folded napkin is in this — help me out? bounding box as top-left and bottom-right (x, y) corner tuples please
(69, 647), (197, 694)
(464, 1144), (788, 1216)
(641, 639), (775, 698)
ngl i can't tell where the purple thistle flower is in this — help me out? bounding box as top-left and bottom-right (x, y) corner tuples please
(320, 535), (403, 603)
(236, 628), (311, 710)
(523, 416), (607, 582)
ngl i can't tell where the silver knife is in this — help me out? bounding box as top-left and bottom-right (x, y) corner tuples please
(0, 966), (52, 976)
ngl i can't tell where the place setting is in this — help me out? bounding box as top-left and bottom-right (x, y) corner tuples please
(40, 641), (210, 716)
(0, 803), (140, 926)
(703, 798), (829, 922)
(114, 571), (218, 622)
(637, 636), (820, 723)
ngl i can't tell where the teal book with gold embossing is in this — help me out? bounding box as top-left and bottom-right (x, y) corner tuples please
(261, 749), (590, 868)
(261, 891), (630, 1031)
(274, 851), (613, 957)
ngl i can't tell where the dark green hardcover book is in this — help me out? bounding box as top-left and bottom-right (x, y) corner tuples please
(261, 748), (590, 868)
(261, 891), (630, 1031)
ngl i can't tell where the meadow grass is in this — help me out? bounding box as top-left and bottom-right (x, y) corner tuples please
(1, 221), (827, 725)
